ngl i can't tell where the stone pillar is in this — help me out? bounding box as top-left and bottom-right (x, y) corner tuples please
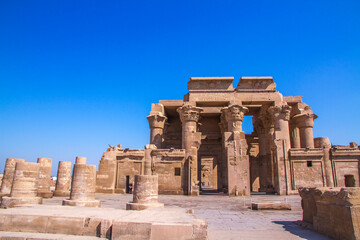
(37, 158), (53, 198)
(294, 113), (317, 148)
(147, 114), (167, 149)
(1, 162), (42, 208)
(177, 104), (203, 196)
(62, 157), (100, 207)
(259, 105), (276, 193)
(0, 158), (26, 198)
(0, 174), (3, 188)
(53, 161), (72, 197)
(221, 104), (250, 196)
(254, 117), (268, 192)
(268, 103), (292, 195)
(314, 137), (334, 187)
(290, 120), (301, 148)
(126, 144), (164, 210)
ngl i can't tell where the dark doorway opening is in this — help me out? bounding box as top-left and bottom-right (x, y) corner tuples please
(345, 175), (355, 187)
(126, 176), (132, 193)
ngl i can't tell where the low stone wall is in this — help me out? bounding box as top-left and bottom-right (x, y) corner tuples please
(0, 205), (207, 240)
(299, 187), (360, 240)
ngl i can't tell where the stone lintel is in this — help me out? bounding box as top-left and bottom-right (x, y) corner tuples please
(284, 96), (303, 104)
(158, 100), (183, 107)
(236, 76), (276, 90)
(188, 77), (234, 92)
(288, 149), (324, 157)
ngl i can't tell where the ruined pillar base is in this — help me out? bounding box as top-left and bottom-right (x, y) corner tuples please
(126, 202), (164, 211)
(53, 190), (70, 197)
(37, 191), (53, 199)
(62, 199), (100, 207)
(0, 197), (42, 209)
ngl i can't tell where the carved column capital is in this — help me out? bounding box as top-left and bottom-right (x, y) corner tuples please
(293, 113), (317, 128)
(177, 104), (203, 122)
(221, 105), (248, 122)
(268, 104), (292, 121)
(147, 114), (167, 129)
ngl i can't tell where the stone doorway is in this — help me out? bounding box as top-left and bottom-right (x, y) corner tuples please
(200, 156), (218, 191)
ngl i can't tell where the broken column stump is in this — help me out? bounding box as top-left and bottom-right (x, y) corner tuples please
(0, 158), (26, 199)
(1, 162), (42, 208)
(126, 144), (164, 210)
(62, 157), (100, 207)
(37, 157), (53, 198)
(53, 161), (72, 197)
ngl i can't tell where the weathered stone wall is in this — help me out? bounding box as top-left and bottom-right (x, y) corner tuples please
(299, 187), (360, 240)
(331, 146), (360, 187)
(289, 149), (325, 190)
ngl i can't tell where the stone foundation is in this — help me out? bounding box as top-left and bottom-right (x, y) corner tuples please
(0, 205), (207, 240)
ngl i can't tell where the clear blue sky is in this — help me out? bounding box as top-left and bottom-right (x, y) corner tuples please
(1, 1), (359, 176)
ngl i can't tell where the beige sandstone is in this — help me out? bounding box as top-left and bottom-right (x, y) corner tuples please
(53, 161), (72, 197)
(1, 162), (42, 208)
(63, 157), (100, 207)
(299, 187), (360, 240)
(126, 144), (164, 210)
(95, 76), (360, 196)
(0, 158), (25, 198)
(37, 157), (53, 198)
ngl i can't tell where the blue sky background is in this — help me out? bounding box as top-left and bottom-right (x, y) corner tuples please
(1, 0), (359, 176)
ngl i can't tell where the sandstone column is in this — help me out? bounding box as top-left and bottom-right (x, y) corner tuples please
(253, 117), (268, 192)
(147, 114), (167, 149)
(221, 104), (250, 196)
(268, 103), (292, 195)
(290, 120), (301, 148)
(177, 104), (203, 196)
(259, 105), (276, 193)
(314, 137), (334, 187)
(294, 113), (317, 148)
(53, 161), (72, 197)
(37, 157), (53, 198)
(63, 157), (100, 207)
(126, 144), (164, 210)
(1, 162), (42, 208)
(0, 158), (26, 198)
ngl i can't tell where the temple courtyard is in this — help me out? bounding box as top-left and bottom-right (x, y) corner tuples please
(0, 193), (330, 240)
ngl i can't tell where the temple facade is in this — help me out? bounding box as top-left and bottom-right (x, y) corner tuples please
(96, 77), (360, 196)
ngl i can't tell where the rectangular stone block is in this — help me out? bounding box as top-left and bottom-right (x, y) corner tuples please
(150, 223), (193, 240)
(251, 202), (291, 210)
(45, 216), (84, 235)
(112, 221), (152, 240)
(0, 215), (48, 233)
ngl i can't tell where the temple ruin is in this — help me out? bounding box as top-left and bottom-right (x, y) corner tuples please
(95, 76), (360, 196)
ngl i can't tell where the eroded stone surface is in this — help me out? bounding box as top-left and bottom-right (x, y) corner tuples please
(53, 161), (72, 197)
(299, 187), (360, 240)
(1, 162), (42, 208)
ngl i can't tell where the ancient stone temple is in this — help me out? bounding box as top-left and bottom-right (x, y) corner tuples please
(96, 77), (360, 196)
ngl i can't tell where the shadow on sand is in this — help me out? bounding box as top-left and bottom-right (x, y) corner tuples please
(272, 221), (330, 240)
